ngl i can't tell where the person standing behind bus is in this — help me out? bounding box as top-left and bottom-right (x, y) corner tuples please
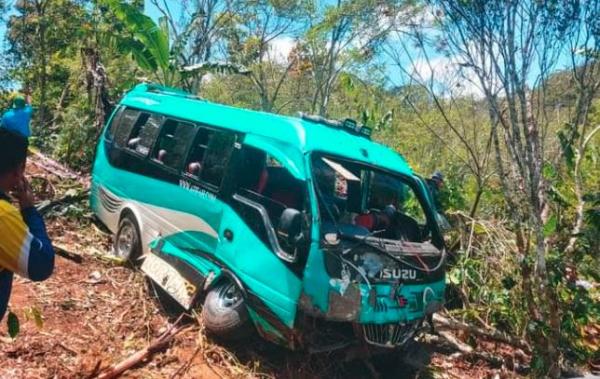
(1, 90), (33, 138)
(0, 129), (55, 322)
(426, 171), (445, 213)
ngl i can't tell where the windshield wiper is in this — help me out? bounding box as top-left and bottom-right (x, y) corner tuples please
(339, 229), (388, 256)
(340, 232), (417, 265)
(341, 232), (446, 273)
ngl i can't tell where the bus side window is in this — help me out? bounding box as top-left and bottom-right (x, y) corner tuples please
(152, 119), (196, 169)
(113, 108), (141, 147)
(200, 131), (235, 187)
(237, 147), (304, 210)
(126, 113), (162, 156)
(184, 127), (212, 179)
(105, 107), (123, 141)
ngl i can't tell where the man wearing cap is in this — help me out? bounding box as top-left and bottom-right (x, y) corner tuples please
(426, 171), (445, 213)
(1, 91), (33, 138)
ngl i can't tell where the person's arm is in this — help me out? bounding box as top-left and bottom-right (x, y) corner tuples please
(24, 87), (32, 106)
(0, 206), (54, 281)
(23, 88), (33, 116)
(15, 178), (54, 281)
(0, 180), (54, 281)
(20, 207), (55, 281)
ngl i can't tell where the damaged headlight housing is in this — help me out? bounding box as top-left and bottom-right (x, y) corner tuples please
(356, 252), (384, 279)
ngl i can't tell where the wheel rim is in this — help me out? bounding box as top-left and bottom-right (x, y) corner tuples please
(117, 221), (136, 258)
(216, 283), (243, 309)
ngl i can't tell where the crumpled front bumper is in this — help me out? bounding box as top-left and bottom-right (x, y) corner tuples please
(300, 278), (445, 348)
(358, 279), (445, 324)
(357, 279), (444, 347)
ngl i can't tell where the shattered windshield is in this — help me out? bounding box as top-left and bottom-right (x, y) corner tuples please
(311, 154), (435, 245)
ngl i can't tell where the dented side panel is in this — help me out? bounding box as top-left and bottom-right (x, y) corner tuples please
(246, 307), (291, 347)
(301, 240), (332, 313)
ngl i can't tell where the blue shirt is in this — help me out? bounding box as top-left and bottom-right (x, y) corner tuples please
(1, 105), (33, 138)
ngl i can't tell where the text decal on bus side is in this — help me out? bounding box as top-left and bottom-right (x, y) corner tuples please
(179, 179), (216, 200)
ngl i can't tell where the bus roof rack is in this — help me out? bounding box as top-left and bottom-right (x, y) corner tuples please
(298, 112), (372, 139)
(134, 83), (205, 102)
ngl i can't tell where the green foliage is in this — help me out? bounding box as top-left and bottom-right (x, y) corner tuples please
(7, 311), (19, 339)
(105, 1), (169, 68)
(0, 90), (13, 111)
(582, 192), (600, 258)
(101, 0), (249, 89)
(100, 0), (173, 83)
(543, 215), (558, 237)
(444, 215), (529, 335)
(6, 0), (89, 132)
(546, 250), (600, 361)
(558, 123), (579, 170)
(436, 166), (468, 212)
(54, 105), (98, 170)
(4, 308), (45, 340)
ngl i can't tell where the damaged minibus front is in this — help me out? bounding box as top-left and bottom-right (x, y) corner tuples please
(295, 151), (446, 350)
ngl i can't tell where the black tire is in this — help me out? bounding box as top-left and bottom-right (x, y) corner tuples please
(113, 212), (143, 264)
(202, 280), (252, 340)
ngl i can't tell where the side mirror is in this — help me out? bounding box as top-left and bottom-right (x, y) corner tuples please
(277, 208), (303, 246)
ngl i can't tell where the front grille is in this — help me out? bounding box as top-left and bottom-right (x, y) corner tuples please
(362, 321), (420, 348)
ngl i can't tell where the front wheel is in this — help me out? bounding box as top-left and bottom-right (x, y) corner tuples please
(202, 281), (253, 340)
(113, 213), (142, 264)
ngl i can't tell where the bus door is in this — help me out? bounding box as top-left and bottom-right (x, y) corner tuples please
(216, 137), (309, 329)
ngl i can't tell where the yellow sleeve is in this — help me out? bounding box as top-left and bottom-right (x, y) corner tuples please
(0, 201), (32, 278)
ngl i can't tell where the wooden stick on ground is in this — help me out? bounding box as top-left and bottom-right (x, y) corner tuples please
(433, 313), (531, 352)
(37, 189), (90, 215)
(423, 332), (529, 374)
(53, 243), (84, 264)
(96, 318), (187, 379)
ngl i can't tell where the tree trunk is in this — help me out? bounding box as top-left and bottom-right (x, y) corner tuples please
(82, 47), (112, 132)
(468, 185), (483, 218)
(36, 0), (48, 133)
(565, 124), (600, 253)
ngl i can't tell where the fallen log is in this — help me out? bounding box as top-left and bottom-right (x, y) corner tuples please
(37, 189), (90, 215)
(423, 332), (530, 374)
(433, 313), (531, 352)
(28, 149), (89, 187)
(96, 320), (187, 379)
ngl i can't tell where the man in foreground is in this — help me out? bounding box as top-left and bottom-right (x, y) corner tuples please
(0, 129), (54, 321)
(1, 90), (33, 138)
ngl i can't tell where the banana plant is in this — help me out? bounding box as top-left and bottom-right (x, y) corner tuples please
(101, 0), (249, 89)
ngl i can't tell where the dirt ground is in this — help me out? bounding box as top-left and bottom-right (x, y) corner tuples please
(0, 158), (535, 379)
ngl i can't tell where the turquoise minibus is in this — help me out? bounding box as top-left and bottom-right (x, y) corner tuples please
(91, 83), (446, 351)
